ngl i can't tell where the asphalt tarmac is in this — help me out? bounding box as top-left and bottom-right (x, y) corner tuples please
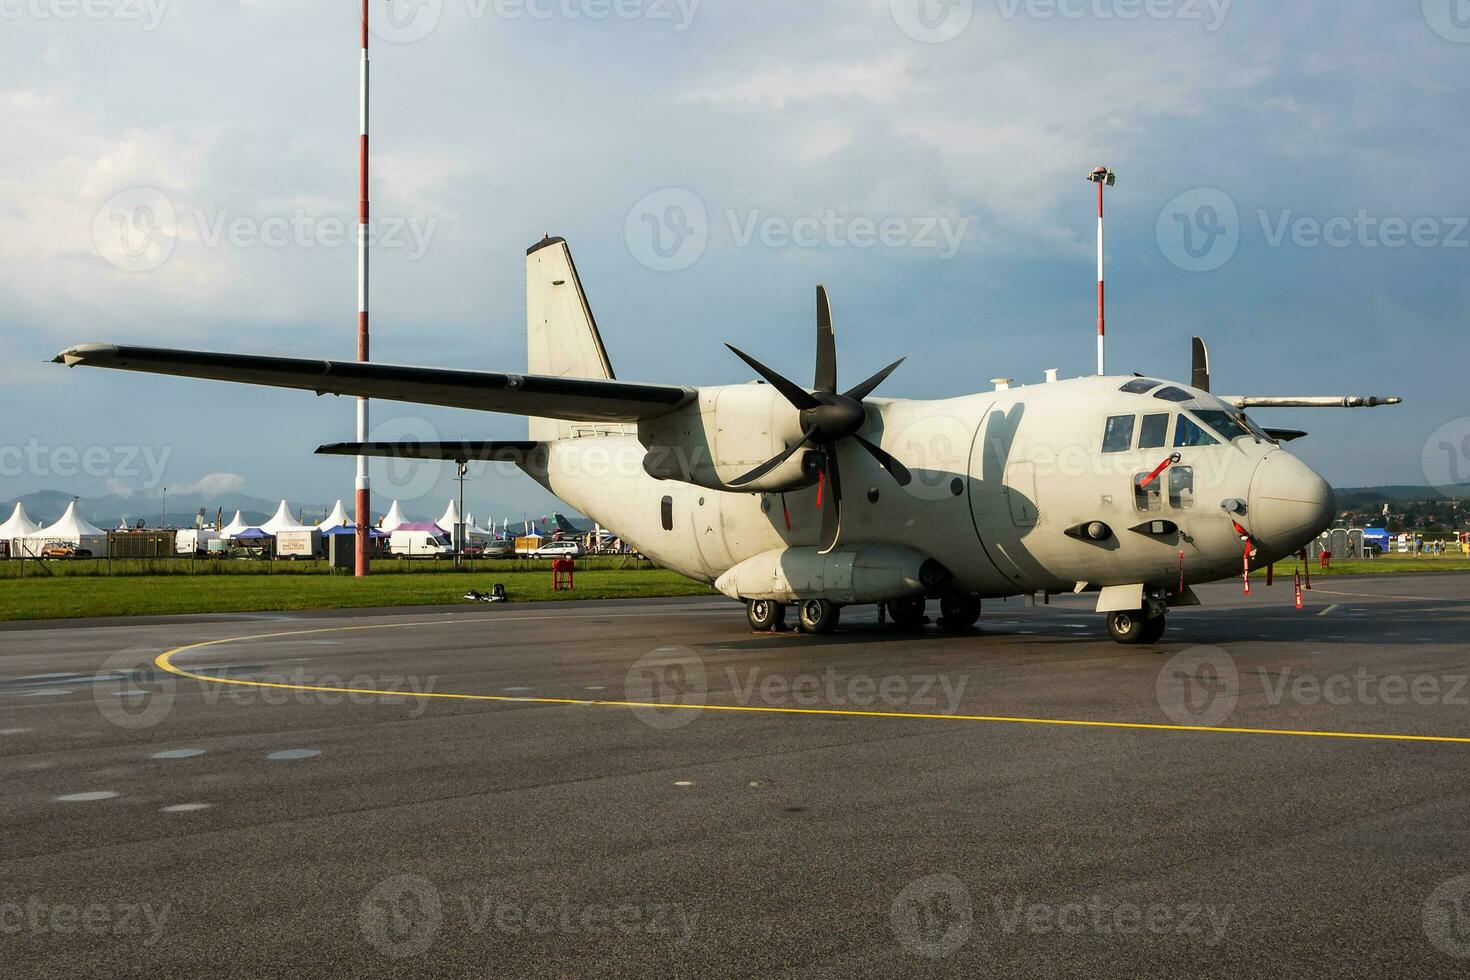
(4, 573), (1470, 978)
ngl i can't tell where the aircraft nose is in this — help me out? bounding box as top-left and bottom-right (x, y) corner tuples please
(1248, 451), (1335, 558)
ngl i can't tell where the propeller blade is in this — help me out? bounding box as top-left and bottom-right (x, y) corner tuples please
(725, 344), (819, 410)
(853, 434), (912, 486)
(727, 428), (816, 487)
(818, 448), (842, 554)
(815, 285), (836, 395)
(842, 356), (906, 402)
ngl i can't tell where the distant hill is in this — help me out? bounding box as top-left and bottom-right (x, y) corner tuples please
(1335, 485), (1470, 508)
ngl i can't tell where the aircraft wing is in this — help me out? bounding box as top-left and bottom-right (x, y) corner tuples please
(53, 344), (696, 422)
(1220, 395), (1402, 409)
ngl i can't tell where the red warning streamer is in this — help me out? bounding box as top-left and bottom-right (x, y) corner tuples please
(1140, 452), (1182, 488)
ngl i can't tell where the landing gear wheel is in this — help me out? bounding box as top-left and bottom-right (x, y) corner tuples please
(887, 596), (927, 630)
(746, 598), (786, 632)
(1107, 609), (1160, 645)
(938, 594), (982, 632)
(797, 598), (840, 634)
(1140, 614), (1167, 644)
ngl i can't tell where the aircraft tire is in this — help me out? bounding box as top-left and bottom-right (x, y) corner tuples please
(1106, 609), (1150, 644)
(746, 598), (786, 632)
(887, 596), (927, 630)
(798, 598), (840, 634)
(1140, 613), (1167, 644)
(938, 594), (981, 632)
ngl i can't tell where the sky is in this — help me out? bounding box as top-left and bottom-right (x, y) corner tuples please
(2, 0), (1468, 522)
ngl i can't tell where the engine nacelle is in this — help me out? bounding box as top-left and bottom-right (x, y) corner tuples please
(639, 383), (813, 492)
(713, 545), (949, 604)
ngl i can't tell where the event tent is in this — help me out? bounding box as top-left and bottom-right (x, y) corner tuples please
(437, 499), (461, 532)
(21, 502), (109, 557)
(379, 500), (408, 532)
(317, 500), (351, 531)
(0, 502), (41, 539)
(220, 510), (251, 539)
(260, 500), (312, 535)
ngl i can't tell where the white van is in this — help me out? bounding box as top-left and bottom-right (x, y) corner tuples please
(532, 540), (585, 559)
(389, 528), (454, 559)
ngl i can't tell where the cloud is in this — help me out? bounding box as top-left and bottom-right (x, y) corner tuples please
(171, 473), (247, 496)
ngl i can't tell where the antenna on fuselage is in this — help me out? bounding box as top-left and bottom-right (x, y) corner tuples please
(1087, 166), (1115, 376)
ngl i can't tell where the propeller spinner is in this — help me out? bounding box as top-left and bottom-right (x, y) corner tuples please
(725, 285), (910, 553)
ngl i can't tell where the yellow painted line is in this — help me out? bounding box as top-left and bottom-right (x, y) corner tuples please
(153, 621), (1470, 746)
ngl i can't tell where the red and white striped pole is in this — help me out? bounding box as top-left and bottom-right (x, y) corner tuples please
(1087, 166), (1114, 376)
(354, 0), (372, 577)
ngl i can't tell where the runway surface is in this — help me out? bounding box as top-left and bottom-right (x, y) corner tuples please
(4, 573), (1470, 977)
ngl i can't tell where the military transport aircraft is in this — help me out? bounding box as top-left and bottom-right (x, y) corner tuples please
(54, 236), (1400, 641)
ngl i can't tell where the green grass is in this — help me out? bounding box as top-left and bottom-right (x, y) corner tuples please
(0, 568), (715, 622)
(0, 555), (660, 578)
(1254, 556), (1470, 577)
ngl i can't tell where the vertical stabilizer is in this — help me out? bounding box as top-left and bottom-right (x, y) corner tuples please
(526, 236), (619, 440)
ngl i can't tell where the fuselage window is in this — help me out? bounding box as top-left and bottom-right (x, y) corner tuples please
(1173, 415), (1219, 448)
(1192, 409), (1252, 442)
(1168, 466), (1195, 509)
(1137, 413), (1170, 449)
(1133, 473), (1163, 512)
(1102, 415), (1135, 453)
(1152, 386), (1193, 403)
(1119, 379), (1162, 394)
(660, 495), (673, 531)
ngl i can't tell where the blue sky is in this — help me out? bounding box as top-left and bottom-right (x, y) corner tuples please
(2, 1), (1467, 520)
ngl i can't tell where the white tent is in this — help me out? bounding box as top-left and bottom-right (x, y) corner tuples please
(380, 500), (408, 532)
(317, 499), (351, 531)
(21, 502), (109, 557)
(220, 510), (250, 539)
(0, 502), (41, 538)
(261, 500), (312, 535)
(437, 499), (462, 533)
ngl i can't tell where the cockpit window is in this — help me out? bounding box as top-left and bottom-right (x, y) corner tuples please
(1137, 413), (1170, 449)
(1193, 409), (1253, 442)
(1174, 414), (1218, 447)
(1119, 379), (1162, 394)
(1152, 386), (1193, 403)
(1102, 414), (1135, 453)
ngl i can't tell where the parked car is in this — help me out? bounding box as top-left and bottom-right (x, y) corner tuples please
(531, 540), (585, 559)
(41, 544), (92, 558)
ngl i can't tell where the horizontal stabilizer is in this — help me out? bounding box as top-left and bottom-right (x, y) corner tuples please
(53, 344), (695, 423)
(1221, 395), (1402, 409)
(316, 441), (540, 463)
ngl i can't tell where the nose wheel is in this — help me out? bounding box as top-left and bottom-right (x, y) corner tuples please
(1107, 609), (1167, 645)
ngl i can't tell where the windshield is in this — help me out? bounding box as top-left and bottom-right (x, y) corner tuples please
(1193, 409), (1255, 442)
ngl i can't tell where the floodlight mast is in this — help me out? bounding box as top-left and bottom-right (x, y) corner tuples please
(355, 0), (372, 576)
(1087, 166), (1115, 376)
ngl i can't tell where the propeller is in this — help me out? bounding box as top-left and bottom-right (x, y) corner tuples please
(726, 284), (910, 553)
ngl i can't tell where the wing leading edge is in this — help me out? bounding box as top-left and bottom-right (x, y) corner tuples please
(53, 344), (695, 423)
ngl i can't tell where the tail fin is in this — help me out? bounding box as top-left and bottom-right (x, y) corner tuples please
(526, 236), (620, 441)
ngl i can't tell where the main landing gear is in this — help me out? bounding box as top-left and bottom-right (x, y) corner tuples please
(744, 598), (841, 634)
(1106, 608), (1167, 645)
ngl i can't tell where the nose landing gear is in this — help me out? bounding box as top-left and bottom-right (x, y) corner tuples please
(1107, 608), (1167, 645)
